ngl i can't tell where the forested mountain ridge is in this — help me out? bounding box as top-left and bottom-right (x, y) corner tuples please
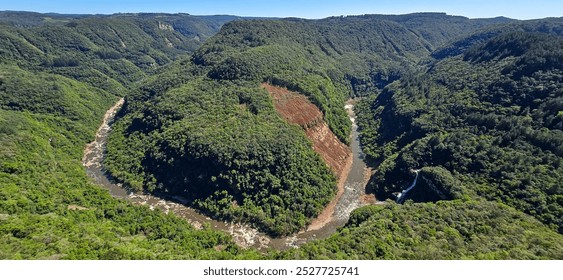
(0, 11), (91, 27)
(431, 17), (563, 59)
(355, 18), (563, 234)
(0, 12), (239, 93)
(195, 13), (515, 98)
(0, 64), (264, 259)
(0, 11), (238, 35)
(105, 13), (513, 237)
(1, 13), (264, 259)
(356, 13), (514, 49)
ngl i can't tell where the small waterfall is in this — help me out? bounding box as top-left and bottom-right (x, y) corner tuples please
(396, 169), (420, 204)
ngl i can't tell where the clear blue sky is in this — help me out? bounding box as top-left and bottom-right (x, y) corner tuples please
(1, 0), (562, 19)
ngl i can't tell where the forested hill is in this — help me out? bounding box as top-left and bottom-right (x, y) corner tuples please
(1, 12), (263, 259)
(432, 17), (563, 59)
(195, 13), (514, 97)
(354, 17), (563, 238)
(0, 11), (91, 26)
(105, 13), (511, 237)
(275, 17), (563, 259)
(0, 11), (238, 33)
(0, 12), (240, 94)
(355, 13), (514, 48)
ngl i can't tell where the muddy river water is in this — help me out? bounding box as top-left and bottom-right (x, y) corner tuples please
(82, 98), (372, 251)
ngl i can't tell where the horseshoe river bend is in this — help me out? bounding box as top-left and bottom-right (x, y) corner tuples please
(82, 98), (375, 251)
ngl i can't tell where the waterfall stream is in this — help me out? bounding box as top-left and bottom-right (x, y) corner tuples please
(396, 169), (421, 204)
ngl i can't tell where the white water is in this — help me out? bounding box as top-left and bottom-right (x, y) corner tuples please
(396, 169), (420, 204)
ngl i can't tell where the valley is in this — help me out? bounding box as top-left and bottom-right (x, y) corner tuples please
(1, 11), (562, 259)
(83, 87), (373, 250)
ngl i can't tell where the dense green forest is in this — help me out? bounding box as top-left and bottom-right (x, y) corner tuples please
(106, 77), (338, 236)
(1, 11), (562, 259)
(276, 18), (563, 259)
(0, 64), (263, 259)
(276, 200), (562, 259)
(0, 12), (261, 259)
(105, 13), (515, 236)
(0, 12), (239, 91)
(355, 21), (563, 234)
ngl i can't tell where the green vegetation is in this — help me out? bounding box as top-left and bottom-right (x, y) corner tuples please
(106, 77), (337, 236)
(275, 200), (563, 259)
(106, 13), (507, 236)
(0, 64), (262, 259)
(356, 21), (563, 235)
(2, 10), (562, 259)
(0, 12), (238, 92)
(0, 13), (264, 259)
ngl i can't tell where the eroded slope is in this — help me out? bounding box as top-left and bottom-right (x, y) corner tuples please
(264, 83), (351, 178)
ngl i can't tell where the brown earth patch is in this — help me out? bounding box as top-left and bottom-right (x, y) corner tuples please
(264, 83), (323, 128)
(262, 83), (351, 178)
(262, 83), (353, 231)
(360, 194), (377, 204)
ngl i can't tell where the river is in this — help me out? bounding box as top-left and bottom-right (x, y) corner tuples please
(82, 98), (373, 251)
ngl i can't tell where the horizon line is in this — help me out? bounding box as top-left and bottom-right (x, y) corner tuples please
(0, 10), (529, 21)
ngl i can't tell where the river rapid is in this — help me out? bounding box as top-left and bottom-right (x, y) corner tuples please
(82, 98), (373, 251)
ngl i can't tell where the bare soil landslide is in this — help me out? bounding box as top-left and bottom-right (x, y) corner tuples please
(263, 83), (352, 178)
(265, 83), (323, 128)
(262, 83), (353, 231)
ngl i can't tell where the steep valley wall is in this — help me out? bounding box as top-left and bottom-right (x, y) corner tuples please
(262, 83), (351, 179)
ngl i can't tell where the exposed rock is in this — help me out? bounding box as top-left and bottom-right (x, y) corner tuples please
(157, 21), (174, 31)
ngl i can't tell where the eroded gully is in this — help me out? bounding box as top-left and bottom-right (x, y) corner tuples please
(82, 98), (374, 251)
